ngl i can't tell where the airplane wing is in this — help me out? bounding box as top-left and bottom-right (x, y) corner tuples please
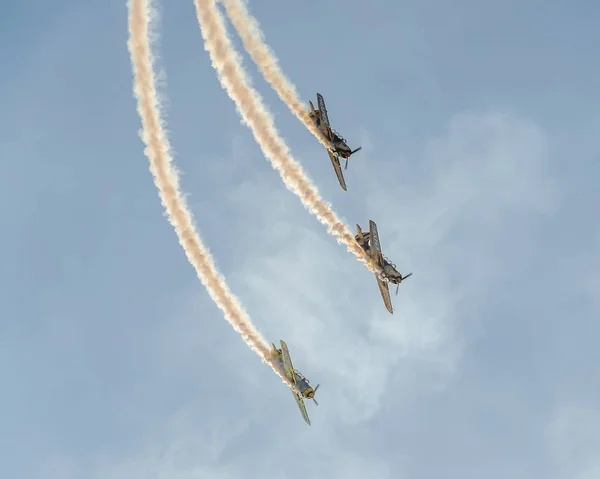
(376, 276), (394, 313)
(280, 341), (311, 425)
(327, 150), (347, 191)
(369, 220), (384, 266)
(369, 220), (393, 313)
(293, 392), (311, 425)
(280, 340), (297, 385)
(316, 93), (330, 127)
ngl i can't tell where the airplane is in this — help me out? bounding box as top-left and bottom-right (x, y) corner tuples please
(272, 340), (319, 425)
(355, 220), (412, 314)
(308, 92), (362, 191)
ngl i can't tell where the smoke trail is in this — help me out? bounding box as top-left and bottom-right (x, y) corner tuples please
(219, 0), (331, 150)
(193, 0), (382, 277)
(127, 0), (296, 392)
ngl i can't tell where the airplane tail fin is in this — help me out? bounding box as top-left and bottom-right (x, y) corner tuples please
(355, 224), (364, 243)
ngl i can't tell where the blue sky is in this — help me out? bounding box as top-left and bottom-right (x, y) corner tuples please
(1, 0), (599, 477)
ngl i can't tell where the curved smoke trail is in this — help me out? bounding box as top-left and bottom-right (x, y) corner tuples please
(220, 0), (332, 150)
(193, 0), (382, 277)
(127, 0), (295, 392)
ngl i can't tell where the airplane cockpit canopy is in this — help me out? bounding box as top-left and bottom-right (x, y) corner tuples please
(295, 369), (310, 383)
(383, 256), (397, 269)
(331, 129), (347, 143)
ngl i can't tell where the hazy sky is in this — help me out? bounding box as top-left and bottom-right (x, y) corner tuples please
(1, 0), (599, 478)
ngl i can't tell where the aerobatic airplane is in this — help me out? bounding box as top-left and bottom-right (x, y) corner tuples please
(272, 340), (319, 425)
(309, 92), (362, 191)
(356, 220), (412, 314)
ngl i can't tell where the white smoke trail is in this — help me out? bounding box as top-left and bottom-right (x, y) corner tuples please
(219, 0), (332, 150)
(127, 0), (296, 392)
(193, 0), (382, 277)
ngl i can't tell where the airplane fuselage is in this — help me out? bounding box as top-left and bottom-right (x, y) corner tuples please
(333, 139), (352, 158)
(309, 108), (352, 158)
(272, 347), (316, 399)
(383, 260), (403, 284)
(355, 228), (404, 284)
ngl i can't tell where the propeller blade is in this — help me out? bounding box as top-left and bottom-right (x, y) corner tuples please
(313, 398), (319, 406)
(403, 273), (413, 281)
(396, 283), (399, 295)
(345, 159), (348, 170)
(350, 146), (362, 155)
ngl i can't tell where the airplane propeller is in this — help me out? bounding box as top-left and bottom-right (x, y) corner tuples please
(312, 384), (320, 405)
(345, 147), (362, 170)
(395, 273), (412, 295)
